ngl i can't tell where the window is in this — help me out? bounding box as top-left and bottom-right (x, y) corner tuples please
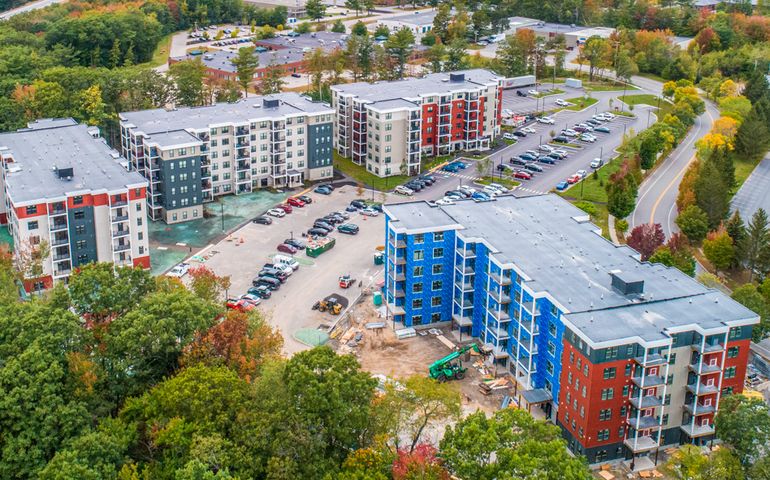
(577, 358), (581, 369)
(583, 364), (589, 376)
(76, 240), (87, 249)
(432, 264), (443, 275)
(433, 232), (444, 241)
(547, 341), (556, 356)
(620, 405), (627, 417)
(603, 367), (617, 380)
(431, 296), (441, 307)
(431, 280), (442, 291)
(605, 346), (618, 359)
(622, 385), (629, 397)
(582, 386), (586, 397)
(580, 406), (585, 418)
(727, 346), (739, 358)
(413, 266), (423, 277)
(597, 429), (610, 441)
(546, 361), (554, 375)
(668, 353), (677, 364)
(601, 388), (614, 400)
(412, 315), (422, 324)
(412, 299), (423, 309)
(27, 221), (38, 230)
(618, 427), (625, 438)
(567, 372), (573, 384)
(549, 322), (557, 336)
(136, 203), (142, 211)
(433, 247), (443, 258)
(570, 351), (575, 364)
(75, 225), (85, 235)
(74, 211), (85, 220)
(724, 366), (737, 379)
(566, 392), (571, 403)
(729, 327), (742, 339)
(26, 205), (38, 215)
(667, 374), (674, 385)
(664, 393), (671, 405)
(662, 414), (669, 425)
(625, 364), (632, 377)
(73, 196), (84, 205)
(413, 283), (423, 293)
(599, 409), (612, 421)
(414, 234), (424, 244)
(431, 312), (441, 323)
(413, 250), (424, 261)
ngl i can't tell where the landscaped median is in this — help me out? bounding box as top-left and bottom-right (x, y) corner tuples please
(562, 97), (598, 111)
(333, 152), (409, 191)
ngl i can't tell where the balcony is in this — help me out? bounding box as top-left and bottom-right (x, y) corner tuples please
(688, 362), (721, 375)
(491, 345), (509, 358)
(394, 256), (406, 265)
(394, 288), (405, 298)
(627, 415), (660, 430)
(521, 322), (539, 336)
(684, 401), (716, 416)
(489, 309), (510, 322)
(452, 312), (472, 327)
(634, 353), (667, 366)
(632, 375), (666, 388)
(489, 272), (512, 285)
(113, 243), (131, 252)
(624, 435), (659, 453)
(49, 207), (66, 216)
(489, 327), (509, 340)
(272, 133), (286, 142)
(456, 248), (476, 258)
(489, 290), (511, 304)
(386, 302), (405, 316)
(520, 342), (538, 355)
(459, 280), (474, 291)
(52, 253), (70, 262)
(49, 222), (68, 232)
(237, 161), (250, 170)
(112, 229), (130, 238)
(112, 214), (129, 223)
(630, 395), (664, 409)
(111, 199), (128, 207)
(236, 150), (250, 160)
(236, 127), (249, 137)
(687, 382), (719, 395)
(456, 264), (474, 275)
(393, 239), (406, 248)
(692, 342), (724, 354)
(54, 268), (72, 277)
(680, 423), (715, 438)
(51, 237), (69, 247)
(394, 272), (405, 281)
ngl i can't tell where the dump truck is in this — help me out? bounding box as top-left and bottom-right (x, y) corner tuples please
(428, 343), (480, 382)
(306, 237), (336, 257)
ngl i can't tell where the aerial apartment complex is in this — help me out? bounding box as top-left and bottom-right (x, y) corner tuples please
(119, 93), (334, 224)
(383, 194), (758, 466)
(0, 119), (149, 291)
(331, 69), (504, 178)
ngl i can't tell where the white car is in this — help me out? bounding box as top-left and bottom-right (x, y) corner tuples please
(459, 185), (476, 195)
(603, 112), (616, 119)
(267, 208), (285, 217)
(539, 144), (554, 153)
(580, 134), (596, 143)
(361, 207), (380, 217)
(590, 158), (604, 169)
(521, 126), (536, 134)
(435, 197), (455, 206)
(537, 116), (555, 125)
(562, 129), (578, 137)
(240, 293), (262, 305)
(167, 262), (190, 278)
(578, 123), (594, 131)
(576, 169), (588, 178)
(395, 185), (414, 195)
(555, 99), (571, 107)
(592, 114), (608, 122)
(553, 149), (568, 158)
(482, 185), (501, 196)
(488, 182), (508, 193)
(502, 108), (514, 117)
(503, 132), (516, 140)
(527, 89), (538, 96)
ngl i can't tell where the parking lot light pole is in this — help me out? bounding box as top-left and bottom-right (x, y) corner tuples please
(221, 202), (225, 232)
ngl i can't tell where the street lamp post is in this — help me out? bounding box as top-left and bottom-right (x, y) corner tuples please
(647, 110), (652, 128)
(220, 202), (225, 232)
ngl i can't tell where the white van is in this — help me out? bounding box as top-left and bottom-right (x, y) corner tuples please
(274, 254), (299, 270)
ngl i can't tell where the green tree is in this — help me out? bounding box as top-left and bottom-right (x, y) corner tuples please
(431, 3), (451, 42)
(731, 284), (769, 342)
(638, 134), (659, 169)
(374, 24), (391, 39)
(231, 47), (259, 96)
(440, 409), (591, 480)
(676, 205), (710, 244)
(726, 211), (746, 264)
(743, 68), (770, 105)
(606, 171), (637, 219)
(740, 208), (770, 280)
(735, 106), (770, 161)
(384, 28), (415, 80)
(306, 0), (326, 21)
(351, 21), (368, 36)
(444, 39), (468, 71)
(259, 59), (286, 94)
(331, 20), (345, 33)
(694, 160), (729, 229)
(68, 263), (155, 322)
(170, 59), (208, 107)
(578, 36), (611, 82)
(345, 0), (362, 16)
(614, 47), (638, 83)
(663, 444), (744, 480)
(715, 395), (770, 467)
(109, 38), (122, 68)
(703, 227), (734, 272)
(425, 42), (446, 73)
(77, 84), (109, 127)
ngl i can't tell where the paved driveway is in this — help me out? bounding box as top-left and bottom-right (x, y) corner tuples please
(731, 153), (770, 222)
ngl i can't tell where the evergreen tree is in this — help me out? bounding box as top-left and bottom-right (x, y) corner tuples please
(384, 28), (415, 80)
(727, 211), (747, 265)
(109, 39), (122, 68)
(305, 0), (326, 22)
(743, 69), (770, 105)
(741, 208), (770, 280)
(331, 20), (345, 33)
(444, 39), (468, 71)
(231, 47), (259, 97)
(259, 60), (285, 94)
(676, 205), (710, 244)
(735, 107), (770, 161)
(694, 160), (729, 229)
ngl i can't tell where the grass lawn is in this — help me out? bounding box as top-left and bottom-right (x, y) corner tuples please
(145, 32), (174, 68)
(423, 154), (452, 171)
(563, 97), (598, 111)
(732, 155), (763, 196)
(476, 176), (520, 189)
(619, 94), (672, 115)
(559, 155), (622, 204)
(333, 152), (409, 191)
(584, 83), (636, 92)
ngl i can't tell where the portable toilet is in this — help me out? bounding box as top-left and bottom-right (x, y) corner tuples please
(373, 291), (382, 306)
(374, 251), (384, 265)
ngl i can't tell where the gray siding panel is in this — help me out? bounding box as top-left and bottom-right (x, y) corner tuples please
(308, 123), (333, 169)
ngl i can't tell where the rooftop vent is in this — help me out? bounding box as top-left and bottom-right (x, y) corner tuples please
(263, 99), (280, 109)
(610, 271), (644, 296)
(449, 73), (465, 82)
(56, 166), (74, 180)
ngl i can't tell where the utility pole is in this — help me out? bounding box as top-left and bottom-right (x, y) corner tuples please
(220, 202), (225, 232)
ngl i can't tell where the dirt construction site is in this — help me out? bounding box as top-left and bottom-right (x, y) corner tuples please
(329, 292), (512, 415)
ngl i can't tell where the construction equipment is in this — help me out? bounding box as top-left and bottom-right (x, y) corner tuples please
(312, 296), (342, 315)
(339, 275), (355, 288)
(428, 343), (480, 382)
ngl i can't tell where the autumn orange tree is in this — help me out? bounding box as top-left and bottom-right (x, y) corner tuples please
(188, 265), (232, 303)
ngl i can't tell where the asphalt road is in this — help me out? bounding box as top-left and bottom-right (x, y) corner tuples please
(0, 0), (65, 19)
(731, 152), (770, 222)
(630, 93), (719, 238)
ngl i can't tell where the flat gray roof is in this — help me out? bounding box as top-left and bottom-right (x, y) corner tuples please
(259, 31), (348, 50)
(382, 10), (439, 26)
(0, 120), (147, 205)
(120, 92), (333, 135)
(332, 69), (502, 108)
(144, 130), (203, 149)
(385, 195), (758, 344)
(173, 48), (306, 74)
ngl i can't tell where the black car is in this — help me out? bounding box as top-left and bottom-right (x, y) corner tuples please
(298, 195), (312, 204)
(253, 277), (281, 290)
(406, 182), (423, 192)
(496, 163), (507, 172)
(317, 183), (334, 191)
(419, 174), (436, 184)
(553, 135), (569, 143)
(284, 238), (306, 249)
(328, 213), (345, 223)
(323, 215), (342, 225)
(313, 221), (333, 231)
(345, 205), (358, 212)
(547, 152), (562, 160)
(253, 215), (272, 225)
(587, 119), (602, 126)
(537, 156), (555, 164)
(248, 285), (272, 299)
(517, 90), (527, 97)
(519, 153), (537, 161)
(307, 227), (329, 237)
(513, 131), (527, 138)
(350, 199), (367, 209)
(291, 73), (302, 78)
(511, 157), (528, 166)
(258, 267), (288, 282)
(524, 162), (543, 172)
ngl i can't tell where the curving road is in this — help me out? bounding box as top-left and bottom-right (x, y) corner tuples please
(0, 0), (66, 19)
(629, 81), (718, 238)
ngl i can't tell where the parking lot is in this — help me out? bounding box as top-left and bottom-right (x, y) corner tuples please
(186, 184), (389, 354)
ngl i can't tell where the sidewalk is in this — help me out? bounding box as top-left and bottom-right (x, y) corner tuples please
(607, 215), (620, 245)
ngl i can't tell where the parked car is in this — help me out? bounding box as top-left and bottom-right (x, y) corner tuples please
(539, 144), (554, 153)
(527, 89), (538, 96)
(291, 72), (302, 78)
(226, 298), (256, 312)
(350, 199), (367, 209)
(258, 267), (288, 282)
(521, 126), (536, 134)
(525, 163), (543, 173)
(452, 161), (468, 169)
(277, 243), (298, 254)
(338, 223), (359, 235)
(553, 135), (569, 143)
(578, 123), (594, 131)
(287, 197), (305, 207)
(488, 182), (508, 193)
(307, 227), (329, 237)
(419, 174), (436, 185)
(587, 119), (602, 126)
(405, 181), (423, 192)
(567, 174), (581, 184)
(580, 134), (596, 143)
(313, 221), (333, 231)
(576, 169), (588, 178)
(547, 152), (562, 161)
(525, 149), (540, 157)
(435, 197), (455, 205)
(552, 149), (568, 158)
(511, 157), (528, 166)
(167, 262), (190, 278)
(562, 129), (578, 137)
(253, 276), (281, 290)
(516, 90), (527, 97)
(555, 181), (569, 191)
(267, 208), (285, 217)
(248, 285), (272, 299)
(263, 262), (293, 276)
(471, 191), (491, 201)
(314, 186), (332, 195)
(603, 112), (615, 119)
(537, 156), (556, 164)
(519, 153), (537, 161)
(594, 126), (611, 133)
(512, 131), (527, 138)
(361, 207), (380, 217)
(332, 210), (350, 220)
(555, 99), (570, 107)
(240, 293), (263, 306)
(482, 185), (501, 196)
(573, 125), (587, 133)
(277, 203), (293, 213)
(284, 238), (306, 249)
(590, 158), (604, 169)
(513, 170), (532, 180)
(459, 185), (476, 195)
(442, 163), (460, 173)
(253, 215), (272, 225)
(298, 195), (312, 204)
(537, 116), (555, 124)
(503, 132), (516, 140)
(445, 190), (464, 199)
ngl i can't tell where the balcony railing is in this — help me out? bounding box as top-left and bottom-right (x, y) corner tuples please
(451, 312), (472, 327)
(689, 362), (721, 375)
(687, 382), (719, 396)
(51, 237), (69, 247)
(627, 416), (660, 430)
(630, 395), (664, 409)
(112, 214), (129, 223)
(112, 229), (130, 238)
(692, 342), (724, 353)
(684, 401), (716, 416)
(624, 435), (659, 453)
(632, 374), (666, 388)
(49, 222), (67, 232)
(680, 423), (715, 438)
(113, 243), (131, 252)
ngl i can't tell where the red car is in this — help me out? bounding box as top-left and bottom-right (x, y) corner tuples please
(287, 197), (305, 207)
(567, 174), (581, 184)
(277, 203), (293, 213)
(226, 298), (256, 312)
(277, 243), (298, 254)
(513, 170), (532, 180)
